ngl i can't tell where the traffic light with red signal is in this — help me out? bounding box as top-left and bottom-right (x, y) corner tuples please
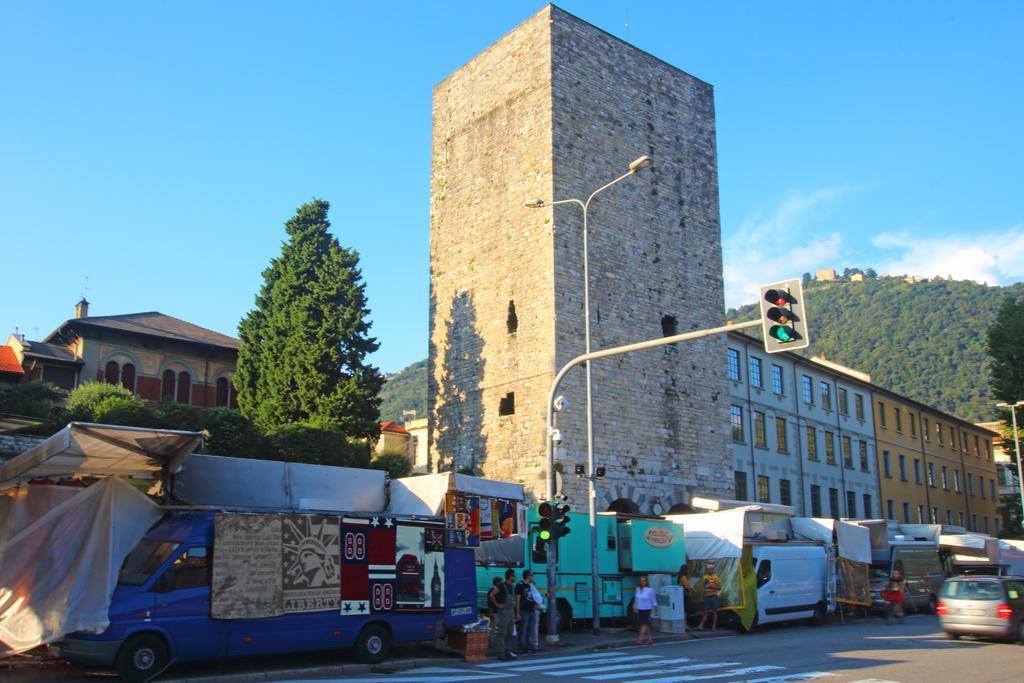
(759, 278), (810, 353)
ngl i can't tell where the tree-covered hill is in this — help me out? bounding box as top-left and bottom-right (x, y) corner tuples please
(379, 277), (1024, 425)
(378, 358), (427, 422)
(729, 277), (1024, 423)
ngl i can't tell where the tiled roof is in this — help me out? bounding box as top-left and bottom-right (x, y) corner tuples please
(0, 346), (23, 375)
(20, 341), (80, 364)
(380, 421), (410, 435)
(52, 312), (241, 350)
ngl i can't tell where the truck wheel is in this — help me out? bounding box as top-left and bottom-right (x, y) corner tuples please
(354, 623), (391, 664)
(813, 603), (828, 626)
(116, 633), (169, 683)
(927, 595), (938, 615)
(540, 601), (572, 634)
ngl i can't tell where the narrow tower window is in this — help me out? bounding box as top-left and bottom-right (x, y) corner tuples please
(661, 315), (678, 337)
(499, 392), (516, 416)
(507, 300), (518, 334)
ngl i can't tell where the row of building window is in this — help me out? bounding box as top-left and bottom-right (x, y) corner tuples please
(884, 498), (998, 534)
(734, 471), (873, 518)
(731, 406), (871, 472)
(103, 360), (235, 407)
(726, 349), (867, 420)
(877, 401), (991, 459)
(880, 450), (998, 499)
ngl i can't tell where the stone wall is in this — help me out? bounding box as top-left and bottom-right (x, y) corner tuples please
(429, 5), (732, 513)
(0, 433), (45, 459)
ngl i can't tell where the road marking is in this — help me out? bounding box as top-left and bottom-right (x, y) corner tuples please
(543, 657), (695, 676)
(501, 654), (662, 672)
(742, 673), (836, 683)
(479, 651), (631, 668)
(282, 674), (515, 683)
(642, 664), (786, 683)
(586, 662), (742, 681)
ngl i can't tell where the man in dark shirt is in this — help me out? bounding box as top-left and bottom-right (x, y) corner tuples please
(515, 570), (538, 654)
(495, 569), (517, 660)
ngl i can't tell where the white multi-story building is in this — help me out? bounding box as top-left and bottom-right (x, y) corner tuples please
(726, 332), (879, 519)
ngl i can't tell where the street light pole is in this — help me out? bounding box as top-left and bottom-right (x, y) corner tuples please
(996, 400), (1024, 531)
(528, 155), (651, 635)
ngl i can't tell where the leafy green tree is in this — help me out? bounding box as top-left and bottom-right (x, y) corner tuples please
(66, 382), (138, 422)
(93, 395), (154, 427)
(370, 451), (413, 479)
(987, 297), (1024, 404)
(0, 382), (61, 420)
(200, 408), (274, 457)
(236, 199), (384, 438)
(265, 422), (371, 468)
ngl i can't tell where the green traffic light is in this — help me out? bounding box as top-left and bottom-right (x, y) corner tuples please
(539, 529), (551, 540)
(769, 325), (795, 342)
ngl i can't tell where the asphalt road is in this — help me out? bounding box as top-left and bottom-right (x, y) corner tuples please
(3, 615), (1021, 683)
(290, 615), (1024, 683)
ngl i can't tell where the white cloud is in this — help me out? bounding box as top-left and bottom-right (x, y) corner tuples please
(871, 226), (1024, 284)
(723, 186), (854, 308)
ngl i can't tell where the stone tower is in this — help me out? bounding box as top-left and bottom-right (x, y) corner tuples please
(429, 5), (732, 513)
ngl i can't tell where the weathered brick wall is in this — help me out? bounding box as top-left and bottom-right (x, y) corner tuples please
(429, 5), (732, 512)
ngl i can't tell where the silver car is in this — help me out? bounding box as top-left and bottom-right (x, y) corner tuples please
(937, 576), (1024, 642)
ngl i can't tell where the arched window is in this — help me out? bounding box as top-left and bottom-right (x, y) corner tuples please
(120, 363), (136, 392)
(176, 371), (191, 405)
(215, 377), (229, 407)
(229, 385), (239, 409)
(105, 361), (120, 385)
(162, 369), (176, 399)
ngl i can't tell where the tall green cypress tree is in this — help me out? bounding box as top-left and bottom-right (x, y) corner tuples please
(235, 199), (384, 438)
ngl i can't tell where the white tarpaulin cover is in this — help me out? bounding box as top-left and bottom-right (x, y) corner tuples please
(791, 518), (833, 546)
(388, 472), (524, 516)
(836, 521), (871, 564)
(666, 508), (747, 559)
(0, 478), (162, 655)
(0, 423), (202, 490)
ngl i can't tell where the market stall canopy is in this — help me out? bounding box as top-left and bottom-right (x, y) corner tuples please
(388, 472), (524, 516)
(0, 422), (203, 490)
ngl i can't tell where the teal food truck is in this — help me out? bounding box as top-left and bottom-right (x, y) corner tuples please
(475, 511), (684, 628)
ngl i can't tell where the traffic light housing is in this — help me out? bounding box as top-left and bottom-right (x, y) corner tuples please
(759, 278), (810, 353)
(551, 503), (572, 540)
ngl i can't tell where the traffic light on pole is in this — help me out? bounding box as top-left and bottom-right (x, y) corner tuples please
(759, 278), (810, 353)
(552, 503), (572, 540)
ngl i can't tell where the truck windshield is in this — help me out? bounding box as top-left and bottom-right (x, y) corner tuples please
(119, 540), (180, 585)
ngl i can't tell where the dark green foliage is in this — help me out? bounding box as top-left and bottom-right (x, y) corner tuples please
(265, 422), (371, 468)
(151, 399), (205, 432)
(66, 382), (138, 422)
(200, 408), (274, 457)
(378, 358), (427, 422)
(986, 297), (1024, 404)
(730, 277), (1024, 421)
(370, 451), (413, 479)
(93, 395), (154, 427)
(236, 199), (384, 438)
(0, 382), (61, 420)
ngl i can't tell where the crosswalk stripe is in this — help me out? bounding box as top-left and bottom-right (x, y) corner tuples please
(478, 651), (630, 669)
(586, 661), (742, 681)
(742, 672), (835, 683)
(544, 657), (695, 677)
(283, 675), (515, 683)
(503, 654), (661, 672)
(642, 664), (785, 683)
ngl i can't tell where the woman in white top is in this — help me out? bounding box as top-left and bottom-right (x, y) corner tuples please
(632, 575), (656, 645)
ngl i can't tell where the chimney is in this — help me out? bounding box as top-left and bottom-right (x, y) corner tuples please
(75, 298), (90, 319)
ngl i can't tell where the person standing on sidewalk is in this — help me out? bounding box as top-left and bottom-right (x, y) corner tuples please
(496, 569), (517, 660)
(516, 570), (538, 654)
(528, 573), (545, 651)
(696, 563), (722, 632)
(633, 575), (656, 645)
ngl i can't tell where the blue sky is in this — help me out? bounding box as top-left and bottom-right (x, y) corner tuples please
(1, 1), (1021, 374)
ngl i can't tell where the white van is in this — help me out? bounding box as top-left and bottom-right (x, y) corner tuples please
(752, 544), (828, 627)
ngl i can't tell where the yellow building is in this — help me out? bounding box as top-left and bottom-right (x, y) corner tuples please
(874, 389), (1000, 534)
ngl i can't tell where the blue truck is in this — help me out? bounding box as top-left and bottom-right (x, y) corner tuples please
(53, 511), (477, 682)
